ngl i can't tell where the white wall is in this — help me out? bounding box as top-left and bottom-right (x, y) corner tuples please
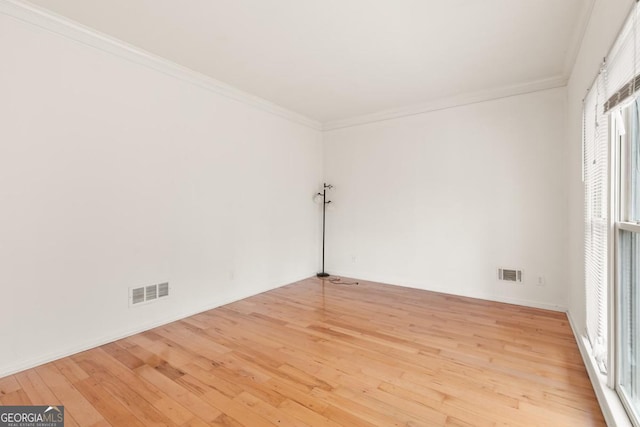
(0, 12), (322, 376)
(566, 0), (631, 340)
(324, 88), (568, 310)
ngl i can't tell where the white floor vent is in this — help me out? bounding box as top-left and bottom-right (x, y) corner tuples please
(498, 268), (523, 283)
(130, 282), (169, 306)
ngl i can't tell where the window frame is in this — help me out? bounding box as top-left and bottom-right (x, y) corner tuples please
(613, 103), (640, 427)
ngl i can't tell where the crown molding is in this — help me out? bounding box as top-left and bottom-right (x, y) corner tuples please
(322, 75), (568, 131)
(2, 0), (577, 133)
(0, 0), (322, 131)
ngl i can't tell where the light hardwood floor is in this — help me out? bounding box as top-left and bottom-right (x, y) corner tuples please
(0, 277), (604, 426)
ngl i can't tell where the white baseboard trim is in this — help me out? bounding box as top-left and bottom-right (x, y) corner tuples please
(327, 271), (567, 312)
(566, 311), (633, 427)
(0, 275), (309, 379)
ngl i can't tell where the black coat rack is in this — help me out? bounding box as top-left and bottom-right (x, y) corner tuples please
(317, 183), (333, 277)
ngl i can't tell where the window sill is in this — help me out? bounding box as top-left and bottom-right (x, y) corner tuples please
(568, 311), (634, 427)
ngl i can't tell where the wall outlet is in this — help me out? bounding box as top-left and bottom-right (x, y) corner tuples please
(536, 276), (546, 286)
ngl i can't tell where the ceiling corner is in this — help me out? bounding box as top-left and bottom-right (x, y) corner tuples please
(562, 0), (597, 80)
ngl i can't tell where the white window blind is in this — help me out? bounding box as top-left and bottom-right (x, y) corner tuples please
(583, 69), (609, 373)
(605, 5), (640, 113)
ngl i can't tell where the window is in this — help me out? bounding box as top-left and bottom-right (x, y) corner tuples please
(618, 230), (640, 421)
(583, 4), (640, 425)
(615, 100), (640, 425)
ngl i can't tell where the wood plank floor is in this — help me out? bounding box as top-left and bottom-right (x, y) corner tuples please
(0, 277), (604, 426)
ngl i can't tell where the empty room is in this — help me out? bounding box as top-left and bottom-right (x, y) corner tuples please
(1, 0), (639, 425)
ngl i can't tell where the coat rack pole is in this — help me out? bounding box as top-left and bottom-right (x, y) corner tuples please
(317, 183), (331, 278)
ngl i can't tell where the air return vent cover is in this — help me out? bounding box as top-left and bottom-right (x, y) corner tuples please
(145, 285), (157, 301)
(498, 268), (523, 282)
(130, 282), (170, 306)
(131, 287), (145, 305)
(158, 282), (169, 298)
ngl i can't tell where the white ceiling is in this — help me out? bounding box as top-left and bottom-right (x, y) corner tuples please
(26, 0), (593, 124)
